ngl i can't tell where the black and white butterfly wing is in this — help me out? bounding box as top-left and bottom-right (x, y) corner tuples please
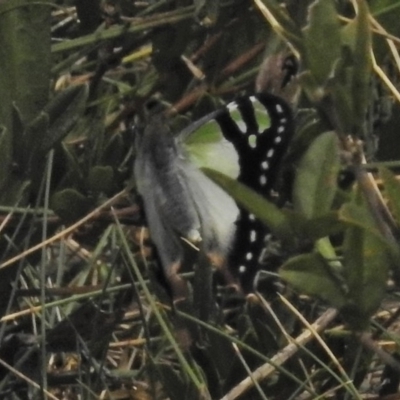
(216, 94), (294, 193)
(135, 93), (294, 295)
(210, 93), (294, 288)
(135, 116), (240, 298)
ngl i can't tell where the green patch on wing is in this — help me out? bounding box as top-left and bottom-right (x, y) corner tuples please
(253, 97), (271, 131)
(182, 97), (272, 178)
(183, 119), (240, 179)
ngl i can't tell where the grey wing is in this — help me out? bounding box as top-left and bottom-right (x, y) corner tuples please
(136, 120), (201, 243)
(135, 156), (184, 271)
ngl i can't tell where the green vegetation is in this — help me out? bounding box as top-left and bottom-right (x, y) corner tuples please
(1, 0), (400, 398)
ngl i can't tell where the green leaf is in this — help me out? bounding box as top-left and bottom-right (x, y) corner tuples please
(280, 253), (346, 309)
(342, 225), (390, 330)
(88, 166), (114, 194)
(303, 0), (342, 84)
(300, 211), (346, 240)
(339, 202), (383, 241)
(0, 0), (51, 200)
(326, 74), (355, 134)
(293, 131), (340, 219)
(343, 225), (364, 301)
(51, 189), (91, 222)
(0, 0), (51, 125)
(358, 233), (389, 317)
(379, 167), (400, 226)
(344, 0), (372, 135)
(340, 194), (400, 274)
(203, 168), (292, 239)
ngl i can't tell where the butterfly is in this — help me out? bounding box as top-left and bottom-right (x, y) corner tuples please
(134, 93), (294, 299)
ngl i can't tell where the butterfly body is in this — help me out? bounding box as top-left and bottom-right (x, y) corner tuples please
(135, 93), (293, 296)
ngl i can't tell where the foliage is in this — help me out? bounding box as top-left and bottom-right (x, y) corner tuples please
(1, 0), (400, 399)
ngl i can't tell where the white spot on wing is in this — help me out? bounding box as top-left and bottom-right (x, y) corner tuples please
(277, 126), (285, 133)
(261, 161), (269, 170)
(249, 214), (255, 221)
(248, 134), (257, 148)
(227, 102), (239, 112)
(250, 230), (257, 242)
(239, 265), (246, 274)
(276, 104), (283, 114)
(259, 175), (267, 185)
(267, 149), (274, 158)
(237, 121), (247, 133)
(246, 252), (253, 260)
(274, 136), (282, 144)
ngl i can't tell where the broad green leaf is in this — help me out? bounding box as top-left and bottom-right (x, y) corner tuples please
(0, 0), (51, 125)
(379, 167), (400, 226)
(315, 237), (342, 273)
(88, 166), (114, 194)
(0, 0), (51, 203)
(340, 195), (400, 273)
(303, 0), (341, 84)
(359, 232), (389, 317)
(203, 168), (292, 239)
(342, 225), (390, 330)
(339, 202), (383, 241)
(300, 211), (345, 240)
(347, 0), (372, 136)
(325, 76), (354, 134)
(280, 253), (346, 309)
(343, 225), (365, 300)
(51, 189), (91, 222)
(293, 131), (340, 219)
